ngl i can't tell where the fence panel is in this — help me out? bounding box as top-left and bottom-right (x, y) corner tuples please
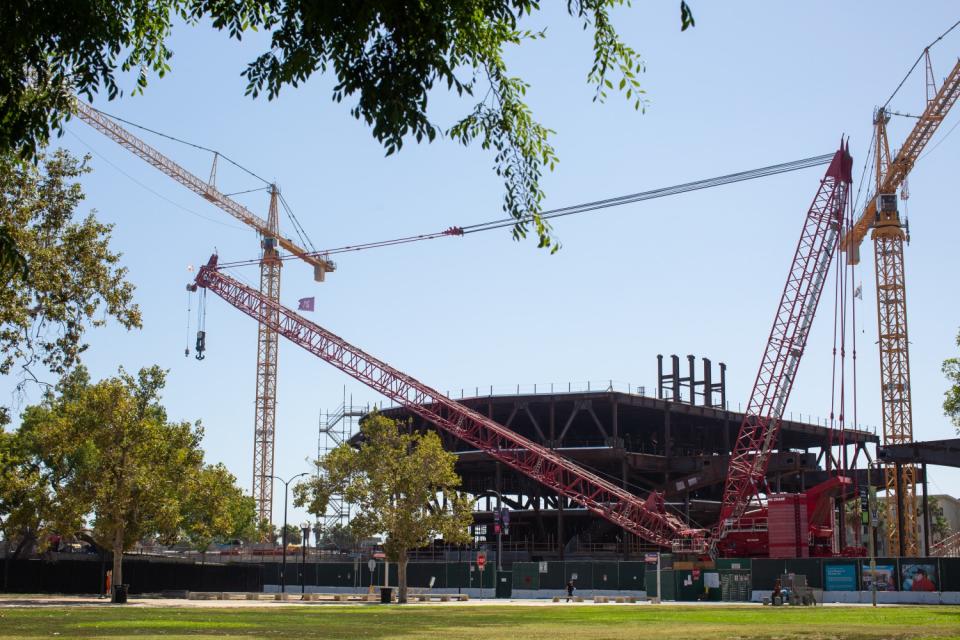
(512, 562), (540, 590)
(618, 561), (646, 591)
(591, 561), (619, 590)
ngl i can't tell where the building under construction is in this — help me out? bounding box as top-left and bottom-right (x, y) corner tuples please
(361, 355), (883, 560)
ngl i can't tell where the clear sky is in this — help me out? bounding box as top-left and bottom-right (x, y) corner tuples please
(6, 2), (960, 530)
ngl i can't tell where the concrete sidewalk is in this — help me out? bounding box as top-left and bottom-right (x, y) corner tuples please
(0, 594), (925, 608)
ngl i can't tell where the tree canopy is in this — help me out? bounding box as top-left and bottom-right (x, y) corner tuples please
(179, 463), (257, 554)
(1, 1), (694, 250)
(944, 328), (960, 434)
(295, 412), (472, 603)
(7, 365), (254, 591)
(0, 148), (140, 391)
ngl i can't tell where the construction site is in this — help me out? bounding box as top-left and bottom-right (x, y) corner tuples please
(31, 10), (959, 606)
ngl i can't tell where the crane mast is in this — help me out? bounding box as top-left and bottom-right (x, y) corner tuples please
(844, 56), (960, 556)
(73, 100), (335, 525)
(252, 187), (282, 524)
(714, 144), (852, 548)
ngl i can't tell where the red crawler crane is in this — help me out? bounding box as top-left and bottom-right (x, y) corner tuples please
(713, 142), (853, 551)
(192, 255), (703, 548)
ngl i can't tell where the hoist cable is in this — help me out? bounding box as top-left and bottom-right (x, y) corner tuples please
(85, 106), (273, 186)
(881, 19), (960, 110)
(216, 152), (835, 269)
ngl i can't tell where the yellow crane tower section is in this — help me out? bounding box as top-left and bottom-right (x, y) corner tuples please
(843, 54), (960, 556)
(73, 101), (335, 526)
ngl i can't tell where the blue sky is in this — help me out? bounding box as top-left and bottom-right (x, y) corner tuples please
(7, 2), (960, 528)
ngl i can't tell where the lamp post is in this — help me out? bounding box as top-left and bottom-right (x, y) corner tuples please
(270, 472), (308, 594)
(301, 523), (311, 594)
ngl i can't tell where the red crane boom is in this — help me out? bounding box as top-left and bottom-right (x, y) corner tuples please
(193, 256), (703, 548)
(715, 143), (853, 546)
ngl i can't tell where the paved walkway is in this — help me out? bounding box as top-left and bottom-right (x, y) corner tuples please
(0, 595), (913, 608)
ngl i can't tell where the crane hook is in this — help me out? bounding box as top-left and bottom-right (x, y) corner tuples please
(195, 330), (206, 361)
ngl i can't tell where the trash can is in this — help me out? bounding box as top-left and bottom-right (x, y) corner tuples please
(380, 587), (393, 604)
(112, 584), (129, 604)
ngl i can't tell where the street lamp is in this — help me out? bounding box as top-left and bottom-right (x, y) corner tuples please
(300, 523), (312, 594)
(270, 472), (309, 594)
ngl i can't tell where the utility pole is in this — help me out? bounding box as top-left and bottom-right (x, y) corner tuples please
(495, 492), (503, 572)
(867, 462), (877, 607)
(656, 552), (662, 604)
(301, 523), (311, 594)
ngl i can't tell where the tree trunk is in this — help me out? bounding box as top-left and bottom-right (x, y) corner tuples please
(11, 531), (33, 560)
(111, 528), (123, 601)
(2, 540), (9, 591)
(398, 551), (408, 604)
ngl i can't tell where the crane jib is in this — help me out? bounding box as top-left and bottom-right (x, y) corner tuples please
(193, 254), (706, 550)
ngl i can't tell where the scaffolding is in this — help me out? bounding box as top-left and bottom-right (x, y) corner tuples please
(317, 392), (369, 534)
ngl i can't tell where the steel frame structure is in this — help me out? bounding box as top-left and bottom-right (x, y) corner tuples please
(74, 101), (335, 524)
(194, 256), (704, 548)
(715, 144), (853, 547)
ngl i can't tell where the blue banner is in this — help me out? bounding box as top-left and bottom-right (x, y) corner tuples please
(824, 564), (857, 591)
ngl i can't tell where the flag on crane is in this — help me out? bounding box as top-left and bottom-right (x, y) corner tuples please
(298, 297), (315, 312)
(854, 284), (862, 300)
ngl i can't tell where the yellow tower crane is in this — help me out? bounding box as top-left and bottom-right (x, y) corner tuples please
(73, 101), (335, 526)
(844, 52), (960, 556)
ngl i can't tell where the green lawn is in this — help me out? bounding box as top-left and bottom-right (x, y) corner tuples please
(0, 604), (958, 640)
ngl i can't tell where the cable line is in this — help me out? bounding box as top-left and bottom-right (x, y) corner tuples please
(216, 151), (836, 270)
(462, 153), (835, 234)
(881, 19), (960, 110)
(83, 105), (273, 186)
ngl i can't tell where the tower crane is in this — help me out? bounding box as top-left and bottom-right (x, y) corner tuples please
(841, 53), (960, 556)
(73, 100), (335, 526)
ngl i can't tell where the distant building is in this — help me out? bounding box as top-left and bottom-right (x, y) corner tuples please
(932, 494), (960, 535)
(874, 493), (958, 555)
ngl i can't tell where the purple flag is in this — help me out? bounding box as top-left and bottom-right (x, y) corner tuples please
(298, 297), (315, 312)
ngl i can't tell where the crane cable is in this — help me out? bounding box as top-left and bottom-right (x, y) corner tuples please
(86, 106), (274, 187)
(216, 152), (836, 269)
(881, 19), (960, 110)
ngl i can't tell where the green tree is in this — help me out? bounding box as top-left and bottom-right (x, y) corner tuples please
(927, 496), (951, 543)
(0, 424), (66, 589)
(944, 328), (960, 433)
(1, 1), (694, 249)
(318, 522), (357, 551)
(18, 365), (203, 593)
(0, 148), (140, 391)
(179, 463), (257, 557)
(255, 518), (277, 545)
(280, 523), (302, 546)
(0, 225), (28, 284)
(1, 395), (91, 575)
(295, 413), (472, 603)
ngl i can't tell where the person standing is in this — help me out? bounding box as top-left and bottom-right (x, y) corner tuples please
(566, 580), (576, 602)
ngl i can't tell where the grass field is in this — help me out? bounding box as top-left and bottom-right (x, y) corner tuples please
(0, 604), (959, 640)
